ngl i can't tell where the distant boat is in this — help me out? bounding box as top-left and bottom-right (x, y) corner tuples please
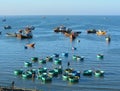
(16, 34), (32, 39)
(86, 29), (97, 34)
(54, 25), (72, 33)
(96, 30), (106, 36)
(4, 25), (12, 29)
(6, 33), (17, 37)
(25, 26), (35, 30)
(105, 36), (111, 42)
(25, 43), (35, 48)
(2, 18), (6, 22)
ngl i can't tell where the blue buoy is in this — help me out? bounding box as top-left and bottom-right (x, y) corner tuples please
(24, 46), (28, 49)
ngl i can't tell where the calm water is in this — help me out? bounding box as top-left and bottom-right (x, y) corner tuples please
(0, 15), (120, 91)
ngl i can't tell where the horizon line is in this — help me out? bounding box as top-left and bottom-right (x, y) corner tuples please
(0, 14), (120, 16)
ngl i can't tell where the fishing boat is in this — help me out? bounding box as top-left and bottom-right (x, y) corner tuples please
(83, 70), (92, 76)
(54, 58), (62, 65)
(54, 25), (72, 33)
(14, 69), (23, 75)
(22, 72), (32, 79)
(31, 57), (38, 62)
(68, 76), (79, 83)
(46, 56), (53, 62)
(94, 70), (104, 77)
(62, 74), (69, 81)
(96, 30), (106, 36)
(6, 33), (17, 37)
(48, 70), (58, 77)
(39, 59), (46, 64)
(16, 33), (32, 39)
(86, 29), (97, 34)
(25, 26), (35, 30)
(4, 25), (11, 29)
(97, 54), (104, 59)
(105, 36), (111, 42)
(38, 67), (47, 74)
(24, 62), (32, 67)
(54, 68), (62, 74)
(41, 74), (52, 82)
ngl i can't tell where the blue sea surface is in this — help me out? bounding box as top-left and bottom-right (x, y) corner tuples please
(0, 15), (120, 91)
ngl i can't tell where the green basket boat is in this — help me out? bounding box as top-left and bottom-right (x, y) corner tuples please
(24, 62), (32, 67)
(68, 76), (79, 83)
(39, 59), (46, 64)
(31, 57), (38, 62)
(14, 69), (23, 75)
(94, 70), (104, 77)
(83, 70), (92, 76)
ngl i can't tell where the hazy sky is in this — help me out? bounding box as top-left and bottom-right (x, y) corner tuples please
(0, 0), (120, 15)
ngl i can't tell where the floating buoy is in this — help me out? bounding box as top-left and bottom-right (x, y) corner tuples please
(77, 40), (80, 43)
(72, 47), (77, 50)
(24, 46), (28, 49)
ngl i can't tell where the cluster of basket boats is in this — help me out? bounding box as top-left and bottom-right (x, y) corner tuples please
(14, 53), (104, 83)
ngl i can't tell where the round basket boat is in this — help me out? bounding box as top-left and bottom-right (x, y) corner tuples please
(54, 59), (62, 65)
(31, 57), (38, 62)
(14, 69), (23, 75)
(54, 68), (62, 74)
(76, 56), (84, 61)
(38, 67), (47, 74)
(39, 59), (46, 64)
(94, 70), (104, 77)
(52, 53), (59, 58)
(46, 56), (53, 62)
(72, 55), (77, 60)
(97, 54), (104, 59)
(48, 70), (58, 77)
(68, 76), (79, 83)
(22, 72), (32, 79)
(41, 74), (52, 83)
(62, 74), (69, 81)
(83, 70), (92, 76)
(24, 62), (32, 67)
(65, 68), (74, 74)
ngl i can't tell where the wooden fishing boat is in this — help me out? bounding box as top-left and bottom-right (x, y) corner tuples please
(4, 25), (11, 29)
(16, 34), (32, 39)
(54, 26), (72, 33)
(25, 43), (35, 48)
(96, 30), (106, 35)
(6, 33), (17, 37)
(87, 29), (97, 34)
